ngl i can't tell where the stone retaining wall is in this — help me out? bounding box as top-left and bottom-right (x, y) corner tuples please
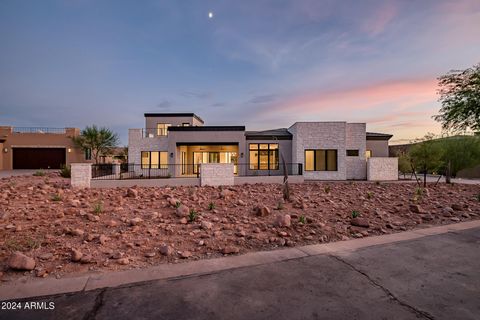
(200, 163), (234, 186)
(367, 157), (398, 181)
(71, 163), (92, 188)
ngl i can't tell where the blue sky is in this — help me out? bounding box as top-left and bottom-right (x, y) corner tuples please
(1, 0), (479, 145)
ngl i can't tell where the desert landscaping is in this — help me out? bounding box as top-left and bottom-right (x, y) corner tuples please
(1, 172), (479, 281)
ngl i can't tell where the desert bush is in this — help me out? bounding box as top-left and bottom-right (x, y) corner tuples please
(93, 202), (103, 214)
(324, 185), (331, 194)
(33, 170), (46, 176)
(59, 165), (71, 178)
(351, 210), (360, 218)
(51, 194), (62, 202)
(298, 215), (306, 224)
(189, 209), (198, 222)
(208, 202), (215, 210)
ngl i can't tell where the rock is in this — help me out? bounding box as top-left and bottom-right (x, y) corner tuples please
(179, 217), (188, 224)
(462, 212), (470, 218)
(222, 246), (240, 254)
(117, 258), (129, 265)
(452, 204), (463, 211)
(111, 252), (124, 259)
(160, 245), (174, 256)
(176, 204), (190, 217)
(8, 252), (36, 271)
(127, 188), (138, 198)
(99, 235), (108, 245)
(220, 189), (233, 199)
(442, 207), (454, 216)
(71, 249), (83, 262)
(180, 251), (192, 258)
(129, 217), (143, 226)
(409, 204), (423, 213)
(274, 214), (291, 227)
(236, 230), (246, 237)
(70, 199), (81, 207)
(168, 198), (180, 206)
(420, 214), (433, 221)
(237, 200), (246, 206)
(35, 268), (48, 278)
(144, 252), (156, 258)
(87, 214), (100, 222)
(201, 221), (213, 230)
(38, 253), (53, 261)
(255, 206), (271, 217)
(106, 220), (118, 227)
(351, 217), (370, 228)
(71, 228), (84, 236)
(80, 255), (94, 264)
(450, 217), (460, 222)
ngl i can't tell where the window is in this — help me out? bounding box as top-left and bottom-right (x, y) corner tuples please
(85, 148), (92, 160)
(141, 151), (168, 169)
(365, 150), (372, 158)
(305, 149), (337, 171)
(156, 123), (171, 136)
(347, 149), (359, 156)
(249, 143), (279, 170)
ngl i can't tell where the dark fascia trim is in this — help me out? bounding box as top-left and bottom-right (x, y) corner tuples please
(169, 126), (245, 132)
(246, 135), (292, 140)
(176, 142), (239, 146)
(366, 136), (393, 141)
(144, 113), (204, 124)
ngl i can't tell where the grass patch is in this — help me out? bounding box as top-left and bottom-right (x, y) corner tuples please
(189, 209), (198, 222)
(33, 170), (46, 177)
(51, 194), (62, 202)
(324, 185), (331, 194)
(208, 202), (215, 210)
(298, 215), (306, 224)
(366, 191), (373, 199)
(93, 202), (103, 215)
(5, 237), (42, 252)
(59, 165), (71, 178)
(351, 210), (360, 218)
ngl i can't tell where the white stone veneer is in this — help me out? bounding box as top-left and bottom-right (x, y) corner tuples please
(367, 157), (398, 181)
(71, 163), (92, 188)
(200, 163), (234, 186)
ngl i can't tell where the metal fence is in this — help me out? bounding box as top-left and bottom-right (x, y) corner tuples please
(13, 127), (67, 134)
(91, 163), (303, 180)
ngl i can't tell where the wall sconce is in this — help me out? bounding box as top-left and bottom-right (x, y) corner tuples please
(240, 152), (244, 158)
(170, 152), (173, 158)
(3, 148), (7, 153)
(67, 148), (72, 153)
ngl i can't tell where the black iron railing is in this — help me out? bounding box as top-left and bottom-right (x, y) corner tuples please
(13, 127), (67, 134)
(91, 163), (303, 180)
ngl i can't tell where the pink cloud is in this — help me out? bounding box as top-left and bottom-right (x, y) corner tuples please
(362, 1), (398, 36)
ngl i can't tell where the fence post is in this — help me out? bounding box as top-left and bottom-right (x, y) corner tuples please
(112, 162), (121, 179)
(71, 163), (92, 188)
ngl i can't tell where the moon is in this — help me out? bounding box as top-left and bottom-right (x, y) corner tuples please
(208, 12), (214, 19)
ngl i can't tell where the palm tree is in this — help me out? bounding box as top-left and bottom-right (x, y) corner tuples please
(72, 125), (119, 164)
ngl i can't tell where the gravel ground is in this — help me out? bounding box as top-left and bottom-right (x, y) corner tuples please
(1, 172), (479, 281)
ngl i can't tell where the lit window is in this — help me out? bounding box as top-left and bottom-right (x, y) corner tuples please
(141, 151), (168, 169)
(248, 144), (279, 170)
(304, 149), (337, 171)
(156, 123), (171, 136)
(365, 150), (372, 158)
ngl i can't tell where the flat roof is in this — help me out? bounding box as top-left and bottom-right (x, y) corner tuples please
(245, 128), (292, 140)
(169, 126), (245, 132)
(144, 113), (204, 124)
(366, 132), (393, 140)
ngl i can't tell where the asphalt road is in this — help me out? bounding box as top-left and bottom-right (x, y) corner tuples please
(1, 228), (479, 320)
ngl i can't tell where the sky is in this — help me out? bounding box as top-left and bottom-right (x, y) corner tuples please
(1, 0), (479, 145)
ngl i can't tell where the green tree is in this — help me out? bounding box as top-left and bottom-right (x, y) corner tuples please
(72, 125), (119, 164)
(434, 63), (480, 132)
(409, 133), (444, 187)
(439, 135), (480, 183)
(397, 151), (412, 179)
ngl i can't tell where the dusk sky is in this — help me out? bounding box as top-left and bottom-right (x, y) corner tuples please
(1, 0), (479, 145)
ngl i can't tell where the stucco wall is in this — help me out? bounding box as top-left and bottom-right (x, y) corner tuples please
(200, 163), (234, 186)
(0, 127), (86, 170)
(367, 157), (398, 181)
(145, 115), (203, 134)
(289, 122), (347, 180)
(346, 123), (367, 180)
(366, 140), (389, 157)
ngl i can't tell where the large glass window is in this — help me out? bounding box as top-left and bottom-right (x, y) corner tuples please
(249, 143), (279, 170)
(156, 123), (171, 136)
(304, 149), (337, 171)
(141, 151), (168, 169)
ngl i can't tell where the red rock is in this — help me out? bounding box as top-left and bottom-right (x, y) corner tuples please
(222, 246), (240, 254)
(275, 214), (291, 227)
(181, 251), (192, 258)
(8, 252), (36, 271)
(351, 218), (370, 228)
(160, 245), (174, 256)
(176, 205), (189, 217)
(255, 206), (271, 217)
(71, 249), (83, 262)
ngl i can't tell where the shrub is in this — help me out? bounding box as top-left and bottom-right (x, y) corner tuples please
(59, 165), (71, 178)
(366, 191), (373, 199)
(208, 202), (216, 210)
(33, 170), (46, 176)
(189, 209), (198, 222)
(298, 215), (306, 224)
(93, 202), (103, 214)
(175, 201), (181, 208)
(51, 194), (62, 202)
(351, 210), (360, 218)
(324, 185), (331, 194)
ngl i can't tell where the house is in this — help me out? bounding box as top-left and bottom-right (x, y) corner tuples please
(127, 113), (395, 180)
(0, 126), (89, 170)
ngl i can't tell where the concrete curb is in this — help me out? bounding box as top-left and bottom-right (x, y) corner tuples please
(1, 220), (479, 301)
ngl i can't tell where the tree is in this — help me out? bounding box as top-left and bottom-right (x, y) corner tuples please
(397, 151), (412, 179)
(438, 135), (480, 183)
(409, 133), (444, 187)
(72, 125), (119, 164)
(434, 63), (480, 132)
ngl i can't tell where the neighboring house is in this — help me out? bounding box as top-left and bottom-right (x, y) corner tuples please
(0, 126), (89, 170)
(128, 113), (394, 180)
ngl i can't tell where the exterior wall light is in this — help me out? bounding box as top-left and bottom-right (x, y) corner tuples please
(170, 152), (173, 158)
(67, 148), (72, 153)
(3, 148), (7, 153)
(240, 152), (244, 158)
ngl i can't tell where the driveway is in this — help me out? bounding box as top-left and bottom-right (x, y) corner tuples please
(1, 226), (479, 320)
(0, 170), (57, 178)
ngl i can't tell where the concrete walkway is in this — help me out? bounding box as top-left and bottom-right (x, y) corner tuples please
(1, 220), (479, 320)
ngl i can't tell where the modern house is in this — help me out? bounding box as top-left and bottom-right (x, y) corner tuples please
(0, 126), (89, 170)
(128, 113), (395, 180)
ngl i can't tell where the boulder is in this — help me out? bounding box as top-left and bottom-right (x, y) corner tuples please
(351, 217), (370, 228)
(201, 221), (213, 230)
(275, 214), (291, 227)
(8, 252), (36, 271)
(255, 206), (271, 217)
(126, 188), (138, 198)
(71, 249), (83, 262)
(176, 205), (190, 217)
(160, 245), (174, 256)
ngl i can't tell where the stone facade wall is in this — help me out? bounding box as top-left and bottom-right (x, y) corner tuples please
(367, 157), (398, 181)
(346, 123), (367, 180)
(71, 163), (92, 188)
(200, 163), (234, 186)
(289, 122), (347, 180)
(128, 129), (170, 175)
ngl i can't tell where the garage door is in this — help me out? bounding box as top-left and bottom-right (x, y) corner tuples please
(12, 148), (66, 169)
